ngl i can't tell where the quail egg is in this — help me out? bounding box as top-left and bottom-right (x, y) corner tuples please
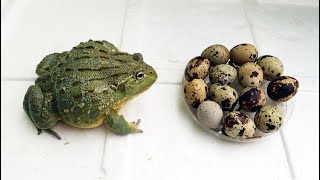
(254, 106), (284, 133)
(222, 111), (256, 138)
(184, 79), (208, 108)
(238, 62), (263, 87)
(209, 83), (238, 111)
(257, 55), (284, 81)
(185, 56), (210, 81)
(230, 43), (258, 66)
(201, 44), (230, 66)
(197, 101), (223, 130)
(239, 87), (267, 112)
(267, 76), (299, 102)
(209, 64), (237, 85)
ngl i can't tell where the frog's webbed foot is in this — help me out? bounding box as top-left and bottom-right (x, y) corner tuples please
(23, 85), (61, 140)
(104, 112), (143, 135)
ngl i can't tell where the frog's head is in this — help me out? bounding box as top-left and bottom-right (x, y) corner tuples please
(115, 52), (157, 99)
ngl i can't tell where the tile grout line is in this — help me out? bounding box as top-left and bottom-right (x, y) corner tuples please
(240, 0), (259, 50)
(99, 0), (131, 179)
(118, 0), (131, 49)
(240, 0), (295, 179)
(280, 130), (296, 179)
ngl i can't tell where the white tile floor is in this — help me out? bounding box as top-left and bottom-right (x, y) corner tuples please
(1, 0), (319, 180)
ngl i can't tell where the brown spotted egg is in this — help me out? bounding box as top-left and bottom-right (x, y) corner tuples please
(238, 62), (263, 87)
(230, 43), (258, 66)
(257, 55), (284, 81)
(185, 56), (210, 81)
(201, 44), (230, 66)
(184, 79), (208, 108)
(239, 87), (267, 112)
(208, 83), (238, 111)
(222, 111), (256, 138)
(209, 64), (237, 85)
(267, 76), (299, 102)
(254, 106), (284, 133)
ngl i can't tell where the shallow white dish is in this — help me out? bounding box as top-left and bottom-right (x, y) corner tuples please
(182, 76), (295, 143)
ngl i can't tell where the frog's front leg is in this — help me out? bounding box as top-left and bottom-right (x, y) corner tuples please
(104, 112), (143, 135)
(23, 85), (61, 139)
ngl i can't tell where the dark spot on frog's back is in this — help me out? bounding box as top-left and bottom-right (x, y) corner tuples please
(221, 87), (226, 91)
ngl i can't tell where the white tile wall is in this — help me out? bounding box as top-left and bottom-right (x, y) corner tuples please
(1, 0), (319, 180)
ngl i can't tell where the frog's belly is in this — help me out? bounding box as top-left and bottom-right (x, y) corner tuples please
(63, 118), (104, 128)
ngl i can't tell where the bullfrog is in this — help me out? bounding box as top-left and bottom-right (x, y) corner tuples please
(23, 40), (157, 139)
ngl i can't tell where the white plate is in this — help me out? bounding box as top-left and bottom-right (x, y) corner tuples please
(182, 75), (295, 143)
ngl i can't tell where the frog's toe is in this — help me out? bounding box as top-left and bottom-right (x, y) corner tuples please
(132, 119), (143, 133)
(45, 129), (61, 140)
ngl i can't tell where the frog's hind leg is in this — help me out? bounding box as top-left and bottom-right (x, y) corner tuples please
(23, 85), (61, 140)
(104, 112), (143, 135)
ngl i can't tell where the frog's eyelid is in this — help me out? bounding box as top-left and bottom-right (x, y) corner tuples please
(132, 53), (143, 61)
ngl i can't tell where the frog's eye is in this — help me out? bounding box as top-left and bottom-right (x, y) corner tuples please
(135, 71), (144, 80)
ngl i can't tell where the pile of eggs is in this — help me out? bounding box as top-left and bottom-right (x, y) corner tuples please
(183, 43), (299, 140)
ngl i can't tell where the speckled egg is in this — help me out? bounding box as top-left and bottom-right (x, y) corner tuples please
(254, 106), (284, 133)
(184, 79), (208, 108)
(230, 43), (258, 66)
(209, 83), (238, 111)
(185, 56), (210, 81)
(201, 44), (230, 66)
(257, 55), (284, 81)
(267, 76), (299, 102)
(222, 111), (256, 138)
(197, 101), (223, 130)
(238, 62), (263, 87)
(209, 64), (237, 85)
(239, 87), (267, 112)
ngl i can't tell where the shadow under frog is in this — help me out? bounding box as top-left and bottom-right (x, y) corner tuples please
(23, 40), (157, 139)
